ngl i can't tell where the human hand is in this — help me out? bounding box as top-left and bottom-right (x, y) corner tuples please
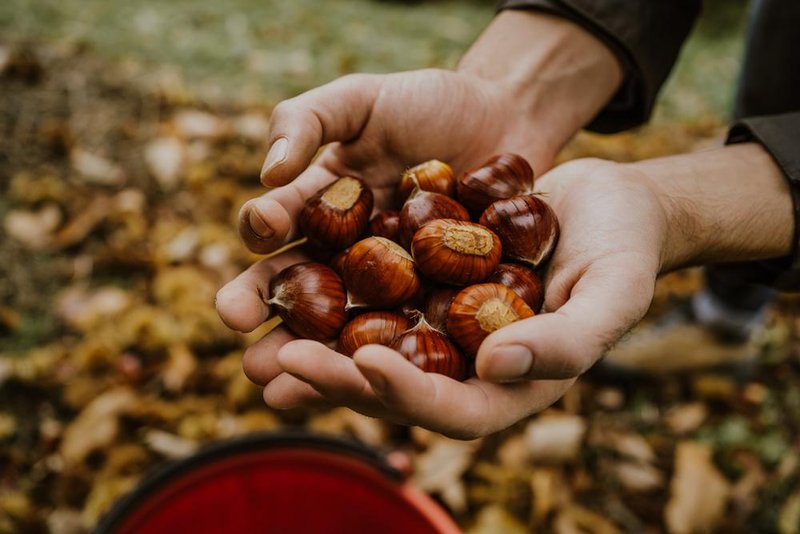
(217, 159), (669, 439)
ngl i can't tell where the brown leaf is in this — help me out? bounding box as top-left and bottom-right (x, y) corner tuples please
(555, 504), (623, 534)
(612, 460), (665, 493)
(531, 468), (572, 523)
(665, 403), (708, 435)
(144, 429), (198, 459)
(524, 413), (587, 463)
(413, 434), (481, 514)
(51, 195), (112, 249)
(467, 505), (528, 534)
(144, 136), (185, 190)
(56, 285), (133, 332)
(308, 408), (387, 448)
(4, 204), (62, 248)
(173, 110), (226, 140)
(70, 148), (126, 186)
(779, 490), (800, 534)
(59, 387), (138, 466)
(161, 343), (197, 392)
(665, 442), (731, 534)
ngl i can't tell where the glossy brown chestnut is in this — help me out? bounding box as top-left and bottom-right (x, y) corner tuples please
(456, 153), (534, 214)
(344, 236), (422, 308)
(397, 159), (455, 204)
(446, 283), (534, 358)
(268, 262), (347, 342)
(479, 194), (559, 268)
(337, 311), (410, 356)
(398, 189), (470, 249)
(390, 315), (466, 380)
(488, 263), (544, 312)
(330, 248), (349, 277)
(368, 211), (401, 242)
(299, 176), (374, 251)
(424, 287), (460, 332)
(411, 219), (502, 286)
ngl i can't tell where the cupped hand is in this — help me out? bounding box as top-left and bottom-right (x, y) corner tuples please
(234, 69), (557, 257)
(217, 158), (671, 439)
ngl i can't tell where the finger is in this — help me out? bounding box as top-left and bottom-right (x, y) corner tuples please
(261, 74), (383, 186)
(276, 339), (388, 418)
(239, 165), (338, 253)
(215, 250), (306, 333)
(475, 255), (656, 381)
(242, 327), (296, 386)
(353, 344), (575, 439)
(262, 372), (331, 410)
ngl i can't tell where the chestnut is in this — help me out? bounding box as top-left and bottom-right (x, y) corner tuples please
(343, 236), (422, 308)
(479, 194), (559, 268)
(329, 248), (349, 277)
(457, 153), (534, 215)
(411, 219), (502, 286)
(390, 315), (466, 380)
(268, 262), (348, 342)
(368, 211), (401, 242)
(398, 189), (469, 249)
(299, 176), (374, 251)
(446, 283), (534, 358)
(424, 287), (460, 332)
(488, 263), (544, 312)
(337, 311), (410, 356)
(397, 159), (455, 204)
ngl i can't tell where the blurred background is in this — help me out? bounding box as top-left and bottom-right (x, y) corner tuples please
(1, 0), (799, 532)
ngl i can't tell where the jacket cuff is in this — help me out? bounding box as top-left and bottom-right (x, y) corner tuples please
(496, 0), (699, 133)
(717, 113), (800, 290)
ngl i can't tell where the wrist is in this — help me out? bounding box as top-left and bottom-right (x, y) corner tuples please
(458, 10), (623, 159)
(632, 143), (794, 271)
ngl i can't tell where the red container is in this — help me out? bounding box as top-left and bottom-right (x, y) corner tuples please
(96, 431), (461, 534)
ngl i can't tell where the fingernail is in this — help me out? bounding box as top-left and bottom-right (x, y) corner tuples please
(261, 137), (288, 180)
(248, 207), (274, 239)
(488, 345), (533, 382)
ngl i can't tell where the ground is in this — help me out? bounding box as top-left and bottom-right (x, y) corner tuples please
(1, 1), (799, 533)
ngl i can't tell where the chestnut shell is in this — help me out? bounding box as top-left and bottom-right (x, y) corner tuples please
(398, 190), (470, 249)
(368, 211), (401, 242)
(268, 262), (348, 342)
(488, 263), (544, 312)
(457, 153), (534, 215)
(479, 194), (559, 268)
(424, 287), (460, 332)
(337, 311), (410, 356)
(390, 319), (466, 380)
(299, 176), (374, 252)
(344, 236), (422, 308)
(411, 219), (502, 286)
(397, 159), (456, 204)
(446, 283), (534, 358)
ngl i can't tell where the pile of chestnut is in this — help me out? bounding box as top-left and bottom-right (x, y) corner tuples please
(267, 154), (559, 381)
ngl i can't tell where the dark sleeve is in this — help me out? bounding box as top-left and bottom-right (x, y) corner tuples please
(717, 113), (800, 291)
(496, 0), (701, 133)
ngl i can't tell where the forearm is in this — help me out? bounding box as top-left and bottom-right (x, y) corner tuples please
(458, 10), (623, 157)
(635, 143), (795, 271)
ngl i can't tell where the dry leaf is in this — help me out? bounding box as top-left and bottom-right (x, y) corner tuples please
(59, 387), (138, 465)
(4, 204), (62, 248)
(144, 429), (198, 459)
(665, 441), (731, 534)
(51, 195), (112, 249)
(779, 490), (800, 534)
(602, 431), (656, 464)
(162, 343), (197, 392)
(47, 508), (86, 534)
(665, 403), (708, 435)
(595, 387), (625, 410)
(233, 112), (270, 142)
(524, 413), (587, 463)
(308, 407), (387, 447)
(144, 136), (184, 190)
(531, 468), (572, 523)
(555, 504), (623, 534)
(70, 148), (126, 186)
(467, 505), (528, 534)
(173, 109), (226, 140)
(612, 461), (665, 493)
(56, 285), (132, 332)
(413, 435), (480, 513)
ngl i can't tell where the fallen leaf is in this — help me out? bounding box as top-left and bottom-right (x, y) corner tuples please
(531, 468), (572, 523)
(59, 387), (138, 466)
(4, 204), (62, 248)
(56, 285), (132, 332)
(308, 407), (387, 447)
(467, 505), (528, 534)
(161, 343), (197, 392)
(413, 435), (481, 514)
(665, 441), (731, 534)
(70, 148), (125, 186)
(173, 110), (225, 140)
(47, 508), (85, 534)
(144, 429), (198, 459)
(555, 504), (623, 534)
(612, 461), (665, 493)
(524, 413), (587, 463)
(51, 195), (112, 249)
(665, 403), (708, 435)
(779, 490), (800, 534)
(144, 136), (184, 190)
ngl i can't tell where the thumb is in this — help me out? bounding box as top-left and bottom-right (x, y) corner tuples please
(475, 257), (656, 381)
(260, 74), (383, 187)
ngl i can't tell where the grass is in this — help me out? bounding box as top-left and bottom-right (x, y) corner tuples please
(1, 0), (747, 119)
